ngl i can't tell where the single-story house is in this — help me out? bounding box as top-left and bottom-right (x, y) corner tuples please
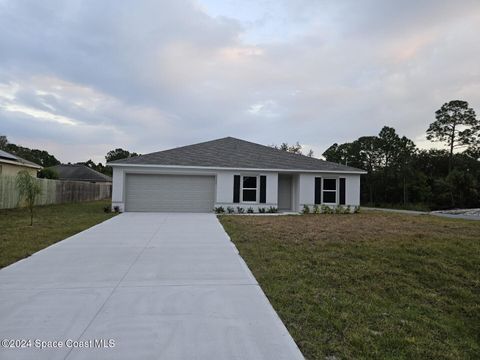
(48, 164), (112, 183)
(108, 137), (366, 213)
(0, 149), (42, 177)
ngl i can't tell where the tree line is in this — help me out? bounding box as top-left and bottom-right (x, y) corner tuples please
(322, 100), (479, 210)
(0, 135), (60, 167)
(0, 136), (138, 178)
(76, 148), (140, 176)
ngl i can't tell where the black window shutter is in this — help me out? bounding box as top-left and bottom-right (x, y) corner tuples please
(314, 177), (321, 204)
(339, 178), (346, 205)
(233, 175), (240, 203)
(259, 176), (267, 203)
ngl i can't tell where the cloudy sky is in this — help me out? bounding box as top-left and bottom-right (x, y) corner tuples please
(1, 0), (479, 163)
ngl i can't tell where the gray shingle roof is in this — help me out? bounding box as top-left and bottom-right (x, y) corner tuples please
(109, 137), (365, 173)
(49, 164), (112, 182)
(0, 149), (17, 161)
(0, 149), (42, 169)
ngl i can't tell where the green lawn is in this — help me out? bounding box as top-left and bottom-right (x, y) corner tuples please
(0, 200), (116, 268)
(219, 212), (480, 360)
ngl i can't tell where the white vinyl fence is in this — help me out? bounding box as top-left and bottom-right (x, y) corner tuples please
(0, 175), (111, 209)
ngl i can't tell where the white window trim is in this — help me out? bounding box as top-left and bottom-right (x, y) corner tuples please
(241, 175), (259, 203)
(322, 177), (338, 205)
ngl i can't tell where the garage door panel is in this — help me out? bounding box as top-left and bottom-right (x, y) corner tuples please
(125, 174), (215, 212)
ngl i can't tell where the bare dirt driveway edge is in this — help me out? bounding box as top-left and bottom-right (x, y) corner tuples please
(0, 213), (304, 360)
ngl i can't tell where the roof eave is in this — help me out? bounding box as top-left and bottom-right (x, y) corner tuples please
(107, 162), (367, 174)
(0, 158), (43, 169)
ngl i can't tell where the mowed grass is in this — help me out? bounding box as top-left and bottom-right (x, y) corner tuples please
(219, 212), (480, 359)
(0, 200), (116, 268)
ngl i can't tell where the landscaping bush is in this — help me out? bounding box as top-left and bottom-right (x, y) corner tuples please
(247, 207), (254, 213)
(320, 204), (334, 214)
(258, 207), (266, 213)
(267, 206), (278, 213)
(303, 204), (356, 215)
(214, 206), (225, 214)
(227, 206), (235, 214)
(236, 206), (245, 214)
(335, 205), (345, 214)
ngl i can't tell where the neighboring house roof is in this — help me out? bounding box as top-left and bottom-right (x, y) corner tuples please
(0, 149), (43, 169)
(108, 137), (366, 173)
(49, 164), (112, 182)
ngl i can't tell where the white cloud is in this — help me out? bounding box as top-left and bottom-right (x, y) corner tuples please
(247, 100), (278, 117)
(1, 104), (77, 126)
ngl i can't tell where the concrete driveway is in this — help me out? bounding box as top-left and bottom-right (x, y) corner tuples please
(0, 213), (304, 360)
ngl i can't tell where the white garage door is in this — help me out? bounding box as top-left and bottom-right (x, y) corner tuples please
(125, 174), (215, 212)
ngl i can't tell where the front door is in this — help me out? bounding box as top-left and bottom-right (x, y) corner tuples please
(278, 174), (292, 211)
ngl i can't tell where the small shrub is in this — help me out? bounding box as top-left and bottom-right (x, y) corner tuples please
(103, 206), (111, 213)
(258, 207), (266, 213)
(335, 205), (344, 214)
(237, 206), (245, 214)
(113, 206), (120, 213)
(267, 206), (278, 213)
(321, 204), (334, 214)
(227, 206), (235, 214)
(16, 170), (42, 226)
(302, 204), (311, 214)
(214, 206), (225, 214)
(313, 204), (320, 214)
(354, 205), (361, 214)
(247, 207), (254, 213)
(346, 205), (352, 213)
